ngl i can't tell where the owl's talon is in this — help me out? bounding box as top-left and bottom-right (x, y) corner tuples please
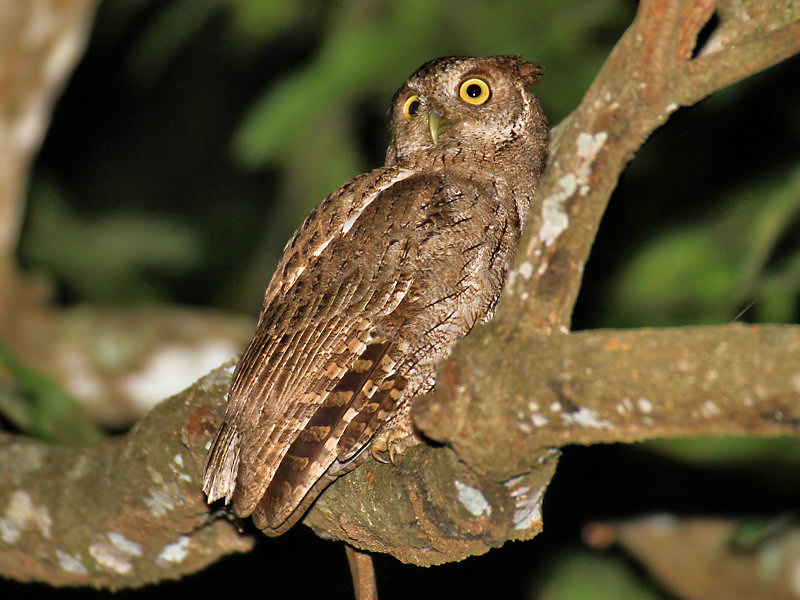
(370, 444), (391, 464)
(370, 429), (420, 465)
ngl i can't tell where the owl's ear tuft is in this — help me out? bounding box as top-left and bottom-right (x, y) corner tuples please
(516, 60), (545, 86)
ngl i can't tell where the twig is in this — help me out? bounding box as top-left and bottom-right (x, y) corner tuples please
(345, 546), (379, 600)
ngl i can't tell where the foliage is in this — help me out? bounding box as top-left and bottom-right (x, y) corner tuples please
(603, 164), (800, 326)
(0, 341), (103, 444)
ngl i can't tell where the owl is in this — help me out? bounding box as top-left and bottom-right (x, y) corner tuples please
(203, 55), (548, 535)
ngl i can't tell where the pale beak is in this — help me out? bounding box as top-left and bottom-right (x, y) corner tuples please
(428, 110), (452, 145)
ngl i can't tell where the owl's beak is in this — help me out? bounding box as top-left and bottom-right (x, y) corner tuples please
(428, 110), (452, 145)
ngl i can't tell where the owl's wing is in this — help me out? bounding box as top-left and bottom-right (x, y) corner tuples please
(203, 256), (413, 518)
(203, 167), (428, 526)
(204, 167), (500, 533)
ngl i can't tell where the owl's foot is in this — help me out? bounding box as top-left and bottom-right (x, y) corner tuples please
(370, 428), (420, 465)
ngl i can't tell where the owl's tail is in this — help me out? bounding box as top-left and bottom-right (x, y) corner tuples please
(203, 422), (240, 505)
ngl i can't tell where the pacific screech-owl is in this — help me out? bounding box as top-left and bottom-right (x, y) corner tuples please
(203, 55), (548, 535)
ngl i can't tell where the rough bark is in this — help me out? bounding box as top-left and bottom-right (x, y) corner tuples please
(0, 363), (253, 589)
(500, 0), (800, 331)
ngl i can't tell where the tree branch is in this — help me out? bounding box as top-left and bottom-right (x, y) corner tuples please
(0, 363), (253, 589)
(682, 19), (800, 104)
(2, 324), (797, 585)
(415, 323), (800, 479)
(501, 0), (800, 331)
(0, 0), (99, 286)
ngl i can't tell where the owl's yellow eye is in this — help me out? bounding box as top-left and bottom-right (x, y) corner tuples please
(403, 95), (421, 121)
(459, 78), (491, 105)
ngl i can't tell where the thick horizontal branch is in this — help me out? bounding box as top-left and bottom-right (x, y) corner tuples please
(0, 364), (253, 589)
(2, 323), (797, 586)
(415, 323), (800, 479)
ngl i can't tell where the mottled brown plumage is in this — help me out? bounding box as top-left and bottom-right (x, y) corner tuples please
(203, 55), (548, 535)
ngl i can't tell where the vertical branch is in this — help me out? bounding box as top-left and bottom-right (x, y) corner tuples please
(0, 0), (99, 288)
(499, 0), (799, 333)
(345, 546), (380, 600)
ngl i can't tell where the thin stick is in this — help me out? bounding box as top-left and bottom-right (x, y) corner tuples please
(344, 545), (379, 600)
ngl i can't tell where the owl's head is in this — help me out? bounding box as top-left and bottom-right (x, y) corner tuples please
(386, 55), (547, 168)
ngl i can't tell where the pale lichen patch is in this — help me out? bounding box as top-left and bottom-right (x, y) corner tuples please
(89, 532), (142, 575)
(56, 549), (88, 575)
(575, 131), (607, 186)
(561, 407), (613, 430)
(0, 519), (20, 544)
(89, 543), (132, 575)
(145, 489), (177, 517)
(454, 481), (492, 517)
(171, 454), (192, 483)
(637, 397), (654, 414)
(109, 532), (142, 556)
(531, 414), (549, 427)
(616, 397), (634, 415)
(0, 490), (52, 543)
(157, 536), (191, 565)
(662, 102), (678, 118)
(700, 400), (721, 418)
(517, 400), (550, 431)
(518, 261), (534, 280)
(539, 131), (607, 247)
(538, 174), (575, 246)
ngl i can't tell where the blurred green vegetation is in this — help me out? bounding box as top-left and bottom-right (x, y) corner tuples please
(0, 341), (103, 445)
(601, 165), (800, 326)
(10, 1), (800, 598)
(537, 551), (664, 600)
